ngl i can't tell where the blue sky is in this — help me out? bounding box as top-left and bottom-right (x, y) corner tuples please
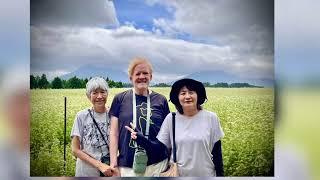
(114, 0), (171, 31)
(112, 0), (201, 44)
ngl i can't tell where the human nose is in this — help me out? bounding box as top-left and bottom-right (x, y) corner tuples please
(97, 92), (103, 98)
(138, 73), (145, 79)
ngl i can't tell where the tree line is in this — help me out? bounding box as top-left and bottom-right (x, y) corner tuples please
(30, 74), (128, 89)
(30, 74), (263, 89)
(202, 82), (263, 88)
(153, 82), (262, 88)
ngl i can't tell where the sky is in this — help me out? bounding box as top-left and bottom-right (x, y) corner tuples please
(30, 0), (274, 83)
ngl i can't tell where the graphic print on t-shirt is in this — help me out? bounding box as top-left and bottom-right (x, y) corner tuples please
(82, 121), (109, 148)
(129, 102), (154, 147)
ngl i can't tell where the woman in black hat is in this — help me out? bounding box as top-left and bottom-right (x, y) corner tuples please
(156, 78), (225, 176)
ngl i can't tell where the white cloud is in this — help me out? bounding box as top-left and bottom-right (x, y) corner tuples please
(150, 0), (273, 56)
(153, 18), (179, 37)
(112, 26), (152, 38)
(31, 0), (119, 27)
(32, 70), (70, 81)
(31, 25), (273, 82)
(151, 72), (186, 84)
(30, 0), (273, 83)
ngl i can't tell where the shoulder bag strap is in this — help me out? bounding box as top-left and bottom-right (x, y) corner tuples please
(172, 112), (177, 162)
(88, 109), (109, 149)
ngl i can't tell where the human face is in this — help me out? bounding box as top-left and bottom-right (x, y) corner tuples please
(178, 86), (198, 110)
(130, 63), (152, 91)
(89, 88), (108, 110)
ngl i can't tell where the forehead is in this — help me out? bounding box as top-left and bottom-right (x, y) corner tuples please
(91, 88), (107, 92)
(133, 63), (151, 73)
(179, 86), (193, 92)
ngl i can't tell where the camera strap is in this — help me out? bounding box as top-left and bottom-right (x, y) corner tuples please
(88, 109), (109, 152)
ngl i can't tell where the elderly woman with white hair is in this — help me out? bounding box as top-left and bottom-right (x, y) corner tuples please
(70, 77), (113, 177)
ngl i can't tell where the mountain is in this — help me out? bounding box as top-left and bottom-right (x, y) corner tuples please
(184, 70), (274, 87)
(60, 64), (129, 83)
(59, 66), (274, 87)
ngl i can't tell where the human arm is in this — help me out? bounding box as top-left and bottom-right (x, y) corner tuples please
(71, 136), (113, 176)
(109, 115), (120, 176)
(211, 140), (224, 176)
(125, 123), (166, 151)
(125, 123), (168, 163)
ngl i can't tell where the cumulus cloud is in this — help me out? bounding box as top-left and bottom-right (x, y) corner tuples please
(31, 0), (119, 27)
(31, 0), (273, 82)
(31, 25), (272, 82)
(150, 0), (274, 56)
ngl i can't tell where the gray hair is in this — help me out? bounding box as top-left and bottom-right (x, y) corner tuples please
(86, 77), (109, 98)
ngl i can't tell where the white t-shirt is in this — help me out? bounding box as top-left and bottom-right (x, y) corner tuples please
(70, 108), (110, 177)
(157, 110), (224, 176)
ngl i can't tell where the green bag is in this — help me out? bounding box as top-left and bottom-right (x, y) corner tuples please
(133, 147), (148, 173)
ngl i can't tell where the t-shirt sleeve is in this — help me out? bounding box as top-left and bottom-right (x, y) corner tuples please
(157, 113), (172, 149)
(70, 112), (82, 139)
(109, 94), (121, 118)
(212, 114), (224, 144)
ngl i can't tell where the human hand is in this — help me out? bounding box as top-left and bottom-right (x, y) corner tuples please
(98, 163), (113, 177)
(125, 122), (137, 140)
(112, 166), (121, 177)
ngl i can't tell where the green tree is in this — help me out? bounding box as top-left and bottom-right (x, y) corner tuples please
(115, 81), (123, 88)
(67, 76), (82, 89)
(30, 75), (38, 89)
(38, 74), (49, 89)
(108, 79), (116, 88)
(153, 83), (170, 87)
(203, 82), (210, 87)
(84, 78), (89, 86)
(122, 83), (132, 88)
(51, 77), (63, 89)
(214, 82), (229, 88)
(62, 79), (67, 88)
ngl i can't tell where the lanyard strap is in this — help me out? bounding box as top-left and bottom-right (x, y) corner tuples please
(88, 109), (109, 151)
(132, 88), (151, 140)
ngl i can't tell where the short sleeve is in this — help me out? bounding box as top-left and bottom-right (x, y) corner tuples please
(157, 113), (172, 149)
(109, 94), (121, 118)
(212, 114), (224, 144)
(70, 112), (82, 139)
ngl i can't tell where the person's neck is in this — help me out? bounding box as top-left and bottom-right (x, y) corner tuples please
(183, 108), (199, 117)
(93, 106), (106, 113)
(134, 87), (149, 96)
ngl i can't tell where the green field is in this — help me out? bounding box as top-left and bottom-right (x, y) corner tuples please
(31, 88), (274, 176)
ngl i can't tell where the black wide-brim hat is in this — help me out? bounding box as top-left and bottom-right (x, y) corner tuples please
(170, 78), (207, 106)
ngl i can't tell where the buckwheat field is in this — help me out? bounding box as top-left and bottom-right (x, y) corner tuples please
(31, 88), (274, 176)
